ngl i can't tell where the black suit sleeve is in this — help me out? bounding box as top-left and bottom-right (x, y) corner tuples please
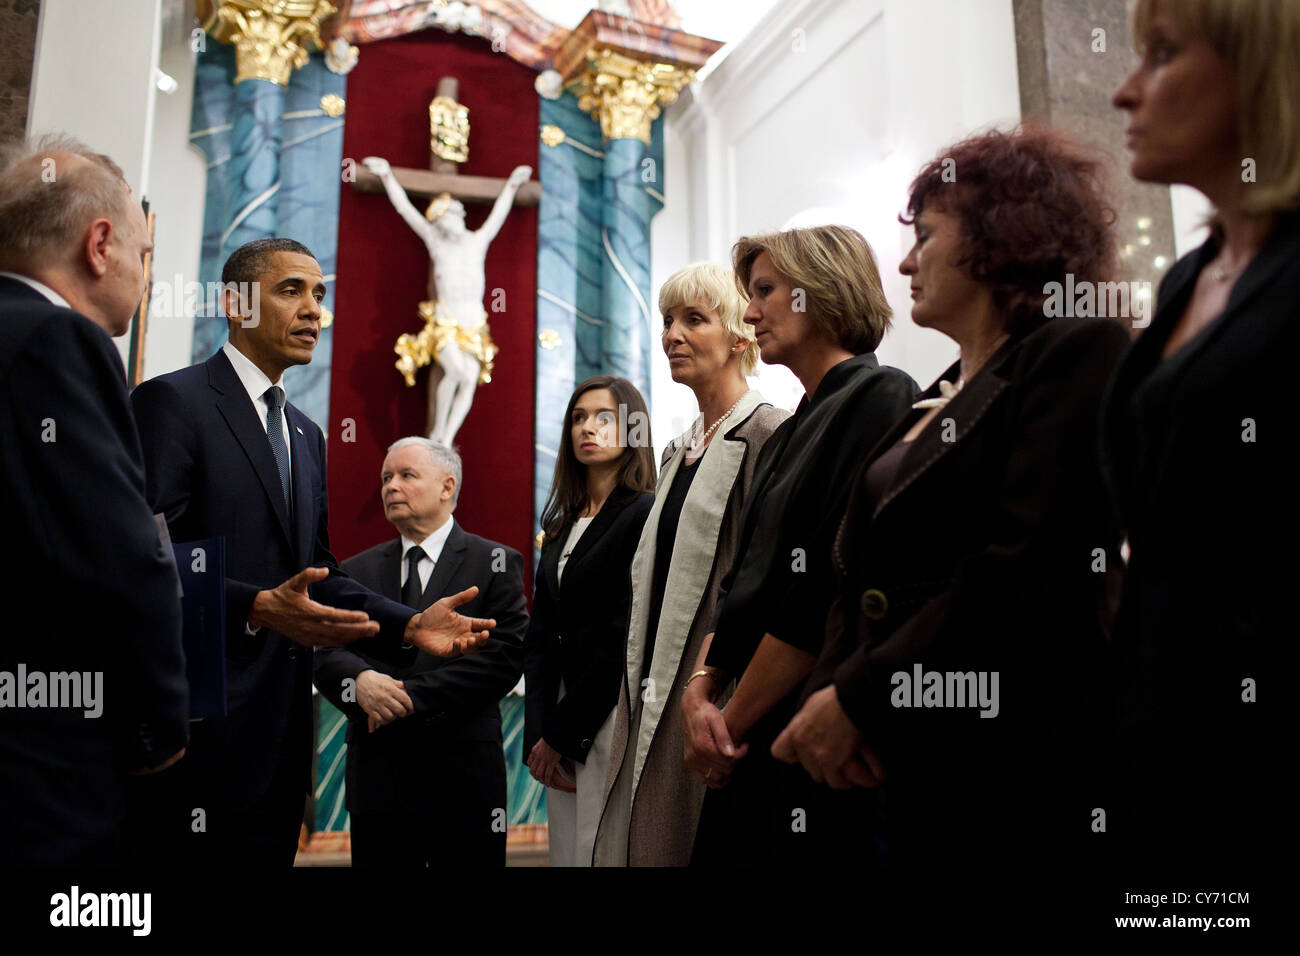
(766, 371), (917, 654)
(830, 320), (1131, 744)
(544, 495), (652, 761)
(131, 375), (263, 643)
(401, 546), (527, 718)
(23, 315), (188, 767)
(312, 555), (384, 720)
(311, 645), (371, 721)
(300, 425), (416, 658)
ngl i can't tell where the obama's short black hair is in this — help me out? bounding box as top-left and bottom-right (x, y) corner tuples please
(221, 237), (316, 288)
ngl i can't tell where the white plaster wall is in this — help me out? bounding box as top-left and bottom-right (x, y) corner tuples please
(650, 0), (1023, 455)
(1169, 183), (1213, 260)
(27, 0), (163, 367)
(143, 1), (206, 379)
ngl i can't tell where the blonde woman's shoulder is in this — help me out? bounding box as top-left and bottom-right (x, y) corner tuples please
(730, 398), (790, 444)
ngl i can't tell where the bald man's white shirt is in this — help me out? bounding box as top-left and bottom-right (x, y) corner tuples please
(0, 272), (72, 309)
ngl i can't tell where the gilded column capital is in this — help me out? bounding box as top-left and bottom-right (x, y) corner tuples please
(203, 0), (338, 86)
(575, 49), (694, 144)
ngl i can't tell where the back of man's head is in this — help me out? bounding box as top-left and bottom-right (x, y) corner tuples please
(0, 134), (130, 271)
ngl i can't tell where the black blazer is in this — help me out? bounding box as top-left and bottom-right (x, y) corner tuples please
(130, 348), (415, 811)
(807, 316), (1131, 868)
(1100, 212), (1296, 874)
(524, 487), (654, 763)
(313, 523), (527, 811)
(707, 353), (918, 680)
(0, 277), (188, 865)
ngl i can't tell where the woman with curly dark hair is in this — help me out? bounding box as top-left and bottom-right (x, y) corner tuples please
(773, 125), (1131, 889)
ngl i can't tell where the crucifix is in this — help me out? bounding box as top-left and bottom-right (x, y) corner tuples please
(355, 75), (540, 446)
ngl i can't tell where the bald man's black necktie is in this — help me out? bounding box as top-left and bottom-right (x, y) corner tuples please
(402, 546), (426, 608)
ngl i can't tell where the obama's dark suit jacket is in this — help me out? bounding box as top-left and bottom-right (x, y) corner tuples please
(129, 347), (414, 865)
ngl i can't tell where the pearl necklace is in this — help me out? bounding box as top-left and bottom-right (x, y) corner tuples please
(691, 396), (745, 452)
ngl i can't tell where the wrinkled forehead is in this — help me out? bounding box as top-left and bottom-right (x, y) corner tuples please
(383, 444), (440, 474)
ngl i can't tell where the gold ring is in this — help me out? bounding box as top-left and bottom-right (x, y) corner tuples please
(705, 769), (712, 781)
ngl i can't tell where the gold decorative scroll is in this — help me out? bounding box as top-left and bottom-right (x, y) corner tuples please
(576, 49), (694, 144)
(429, 95), (470, 164)
(203, 0), (338, 86)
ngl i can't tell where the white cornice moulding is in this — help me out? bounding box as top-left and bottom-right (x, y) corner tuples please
(703, 0), (872, 105)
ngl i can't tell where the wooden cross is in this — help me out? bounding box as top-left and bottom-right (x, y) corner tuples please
(351, 75), (540, 433)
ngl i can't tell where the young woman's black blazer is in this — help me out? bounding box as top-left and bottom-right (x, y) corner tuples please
(523, 487), (654, 763)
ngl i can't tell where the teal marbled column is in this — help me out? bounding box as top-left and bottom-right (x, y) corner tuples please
(534, 92), (605, 531)
(598, 121), (664, 402)
(189, 45), (282, 366)
(275, 57), (347, 430)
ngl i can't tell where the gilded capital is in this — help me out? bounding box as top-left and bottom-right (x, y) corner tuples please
(576, 49), (695, 144)
(203, 0), (338, 86)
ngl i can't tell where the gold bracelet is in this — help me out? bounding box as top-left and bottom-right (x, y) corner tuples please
(685, 669), (718, 690)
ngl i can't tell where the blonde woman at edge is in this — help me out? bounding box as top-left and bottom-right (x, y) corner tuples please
(592, 263), (788, 866)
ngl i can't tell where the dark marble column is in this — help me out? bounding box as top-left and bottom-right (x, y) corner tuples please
(1015, 0), (1176, 328)
(0, 0), (40, 142)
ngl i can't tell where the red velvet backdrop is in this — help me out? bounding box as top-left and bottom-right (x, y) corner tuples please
(328, 29), (538, 581)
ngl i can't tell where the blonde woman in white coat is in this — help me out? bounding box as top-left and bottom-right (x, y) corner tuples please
(592, 263), (788, 866)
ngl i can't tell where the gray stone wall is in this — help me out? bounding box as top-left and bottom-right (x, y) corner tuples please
(0, 0), (40, 143)
(1015, 0), (1177, 322)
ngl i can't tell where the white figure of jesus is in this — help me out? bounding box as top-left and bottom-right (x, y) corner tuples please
(362, 156), (532, 445)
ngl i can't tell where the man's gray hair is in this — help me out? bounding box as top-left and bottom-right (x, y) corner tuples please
(387, 437), (462, 507)
(0, 133), (131, 268)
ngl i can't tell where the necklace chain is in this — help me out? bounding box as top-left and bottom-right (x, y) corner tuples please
(1209, 248), (1250, 282)
(691, 396), (745, 452)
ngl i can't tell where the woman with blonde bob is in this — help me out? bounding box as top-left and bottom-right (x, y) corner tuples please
(1104, 0), (1297, 880)
(681, 226), (917, 866)
(591, 262), (787, 866)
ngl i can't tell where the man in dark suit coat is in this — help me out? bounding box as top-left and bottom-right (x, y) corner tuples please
(0, 136), (187, 865)
(129, 238), (493, 867)
(315, 438), (527, 866)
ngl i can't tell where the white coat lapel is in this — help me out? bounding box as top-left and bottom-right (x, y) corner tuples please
(629, 389), (765, 796)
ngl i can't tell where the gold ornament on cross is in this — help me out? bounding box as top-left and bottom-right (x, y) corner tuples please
(429, 95), (470, 164)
